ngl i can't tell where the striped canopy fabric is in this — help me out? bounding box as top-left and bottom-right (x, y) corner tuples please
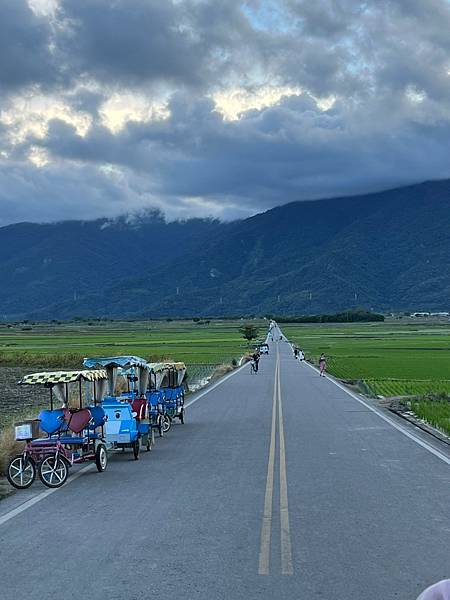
(147, 362), (168, 373)
(163, 362), (186, 371)
(19, 369), (108, 386)
(147, 362), (186, 373)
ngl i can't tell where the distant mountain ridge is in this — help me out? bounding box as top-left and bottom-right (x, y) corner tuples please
(1, 179), (450, 318)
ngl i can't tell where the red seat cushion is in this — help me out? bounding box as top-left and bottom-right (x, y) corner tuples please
(66, 408), (92, 433)
(131, 398), (147, 420)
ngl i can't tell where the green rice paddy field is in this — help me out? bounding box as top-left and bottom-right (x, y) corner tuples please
(3, 319), (450, 399)
(0, 319), (262, 429)
(0, 319), (258, 367)
(283, 321), (450, 399)
(0, 319), (449, 434)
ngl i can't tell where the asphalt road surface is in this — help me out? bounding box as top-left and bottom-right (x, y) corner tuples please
(0, 329), (449, 600)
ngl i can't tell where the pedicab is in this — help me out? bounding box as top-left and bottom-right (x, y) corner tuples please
(7, 369), (109, 489)
(145, 363), (169, 437)
(159, 362), (187, 431)
(146, 363), (172, 437)
(83, 355), (154, 458)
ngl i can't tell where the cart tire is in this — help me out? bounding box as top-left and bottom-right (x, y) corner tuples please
(7, 454), (36, 489)
(157, 416), (164, 438)
(180, 408), (185, 424)
(38, 455), (69, 488)
(132, 439), (140, 460)
(95, 444), (108, 472)
(162, 414), (172, 433)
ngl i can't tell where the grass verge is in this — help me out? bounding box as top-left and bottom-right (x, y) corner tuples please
(409, 398), (450, 436)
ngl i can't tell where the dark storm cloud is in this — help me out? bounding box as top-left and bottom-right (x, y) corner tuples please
(34, 90), (450, 216)
(0, 159), (158, 226)
(1, 0), (450, 225)
(57, 0), (257, 89)
(0, 0), (55, 90)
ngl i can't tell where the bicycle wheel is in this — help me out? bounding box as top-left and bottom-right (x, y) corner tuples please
(157, 415), (164, 437)
(38, 455), (69, 488)
(132, 439), (140, 460)
(7, 454), (36, 489)
(95, 443), (108, 472)
(162, 414), (172, 433)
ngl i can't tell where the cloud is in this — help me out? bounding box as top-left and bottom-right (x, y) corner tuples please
(1, 0), (450, 225)
(0, 0), (56, 90)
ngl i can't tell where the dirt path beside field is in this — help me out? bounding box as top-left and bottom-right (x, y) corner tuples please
(0, 367), (47, 429)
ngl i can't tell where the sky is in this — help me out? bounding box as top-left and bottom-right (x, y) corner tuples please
(1, 0), (450, 225)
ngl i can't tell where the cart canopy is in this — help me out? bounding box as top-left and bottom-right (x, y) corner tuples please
(83, 356), (148, 369)
(161, 362), (187, 387)
(19, 369), (107, 386)
(146, 362), (186, 389)
(83, 355), (149, 396)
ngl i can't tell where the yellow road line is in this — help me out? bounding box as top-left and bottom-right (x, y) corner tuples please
(278, 356), (294, 575)
(258, 352), (278, 575)
(258, 344), (294, 576)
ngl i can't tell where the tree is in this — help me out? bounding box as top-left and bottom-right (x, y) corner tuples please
(239, 324), (259, 343)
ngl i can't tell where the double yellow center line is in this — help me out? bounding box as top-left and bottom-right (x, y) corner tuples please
(258, 345), (294, 576)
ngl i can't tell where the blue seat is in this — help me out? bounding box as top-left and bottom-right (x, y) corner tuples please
(88, 406), (106, 429)
(163, 388), (174, 400)
(38, 409), (66, 435)
(148, 391), (162, 408)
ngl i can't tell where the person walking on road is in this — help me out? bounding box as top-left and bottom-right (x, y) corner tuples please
(319, 353), (327, 376)
(299, 349), (305, 362)
(294, 347), (299, 359)
(251, 351), (260, 373)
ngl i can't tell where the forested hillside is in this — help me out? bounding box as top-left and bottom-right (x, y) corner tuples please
(1, 180), (449, 318)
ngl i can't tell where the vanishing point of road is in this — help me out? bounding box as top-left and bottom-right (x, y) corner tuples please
(0, 328), (449, 600)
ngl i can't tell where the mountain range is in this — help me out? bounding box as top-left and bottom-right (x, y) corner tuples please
(1, 179), (450, 319)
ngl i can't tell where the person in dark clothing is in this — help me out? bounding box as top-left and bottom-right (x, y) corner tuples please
(252, 351), (260, 372)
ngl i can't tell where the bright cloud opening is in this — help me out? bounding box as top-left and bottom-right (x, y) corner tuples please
(0, 92), (92, 146)
(27, 0), (59, 18)
(99, 93), (170, 133)
(212, 86), (302, 121)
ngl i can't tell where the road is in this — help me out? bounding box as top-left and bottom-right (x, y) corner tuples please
(0, 329), (449, 599)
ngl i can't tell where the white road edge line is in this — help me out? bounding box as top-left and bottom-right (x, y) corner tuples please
(0, 362), (247, 527)
(301, 358), (450, 466)
(0, 464), (95, 527)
